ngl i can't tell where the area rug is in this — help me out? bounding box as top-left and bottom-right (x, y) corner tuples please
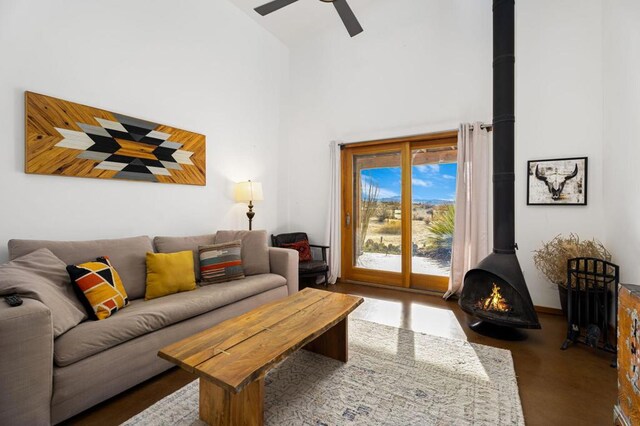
(123, 319), (524, 425)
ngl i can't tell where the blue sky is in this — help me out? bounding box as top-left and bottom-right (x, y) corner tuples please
(361, 163), (457, 201)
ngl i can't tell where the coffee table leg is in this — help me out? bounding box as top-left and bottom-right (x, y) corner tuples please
(304, 317), (348, 362)
(199, 377), (264, 426)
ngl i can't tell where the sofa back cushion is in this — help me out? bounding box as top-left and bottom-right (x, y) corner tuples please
(215, 230), (270, 276)
(8, 236), (153, 300)
(153, 234), (216, 282)
(0, 248), (87, 337)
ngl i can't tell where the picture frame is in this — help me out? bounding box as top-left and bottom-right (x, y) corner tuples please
(527, 157), (588, 206)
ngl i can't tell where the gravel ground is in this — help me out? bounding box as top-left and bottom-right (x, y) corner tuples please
(356, 252), (450, 276)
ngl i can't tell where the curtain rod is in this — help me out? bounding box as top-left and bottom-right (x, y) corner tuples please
(338, 123), (493, 149)
(472, 123), (493, 131)
(337, 124), (492, 147)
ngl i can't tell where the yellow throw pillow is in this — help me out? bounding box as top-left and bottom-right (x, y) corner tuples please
(145, 251), (196, 300)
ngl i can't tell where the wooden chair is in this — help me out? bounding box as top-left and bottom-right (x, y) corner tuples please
(271, 232), (330, 286)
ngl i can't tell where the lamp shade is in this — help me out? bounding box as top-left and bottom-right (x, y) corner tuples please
(235, 181), (264, 202)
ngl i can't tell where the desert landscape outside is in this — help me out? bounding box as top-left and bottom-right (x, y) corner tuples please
(355, 155), (457, 277)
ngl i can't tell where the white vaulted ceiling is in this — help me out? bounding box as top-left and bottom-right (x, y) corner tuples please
(227, 0), (378, 45)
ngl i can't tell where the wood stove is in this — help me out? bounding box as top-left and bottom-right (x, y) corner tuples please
(461, 253), (540, 329)
(459, 0), (541, 331)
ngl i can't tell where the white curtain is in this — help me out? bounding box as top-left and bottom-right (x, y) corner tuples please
(325, 141), (342, 284)
(444, 123), (491, 299)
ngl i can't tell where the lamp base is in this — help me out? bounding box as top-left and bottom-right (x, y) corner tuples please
(246, 202), (255, 231)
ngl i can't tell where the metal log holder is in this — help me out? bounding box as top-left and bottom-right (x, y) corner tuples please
(561, 257), (619, 367)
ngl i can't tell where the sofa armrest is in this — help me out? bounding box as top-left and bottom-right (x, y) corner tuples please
(269, 247), (299, 295)
(0, 298), (54, 425)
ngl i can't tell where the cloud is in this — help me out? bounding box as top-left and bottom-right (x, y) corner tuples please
(361, 175), (376, 186)
(414, 164), (440, 174)
(442, 174), (456, 180)
(412, 178), (433, 187)
(361, 175), (398, 199)
(378, 188), (399, 198)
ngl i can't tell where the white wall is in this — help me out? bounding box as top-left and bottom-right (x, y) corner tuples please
(603, 0), (640, 284)
(515, 0), (605, 308)
(283, 0), (607, 308)
(0, 0), (289, 262)
(284, 0), (493, 238)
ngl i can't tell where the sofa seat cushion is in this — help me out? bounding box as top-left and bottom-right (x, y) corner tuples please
(53, 273), (286, 367)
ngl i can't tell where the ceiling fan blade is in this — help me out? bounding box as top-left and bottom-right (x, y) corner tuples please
(254, 0), (299, 16)
(333, 0), (363, 37)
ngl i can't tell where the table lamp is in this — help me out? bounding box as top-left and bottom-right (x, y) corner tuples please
(235, 180), (264, 230)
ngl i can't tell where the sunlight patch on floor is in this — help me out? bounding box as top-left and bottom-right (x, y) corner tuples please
(349, 316), (490, 383)
(349, 296), (467, 341)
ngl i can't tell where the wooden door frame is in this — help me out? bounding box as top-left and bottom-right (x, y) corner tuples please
(341, 130), (458, 292)
(341, 142), (405, 287)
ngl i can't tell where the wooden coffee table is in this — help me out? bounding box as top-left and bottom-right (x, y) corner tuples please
(158, 288), (363, 426)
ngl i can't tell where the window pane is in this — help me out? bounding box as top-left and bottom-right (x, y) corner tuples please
(353, 151), (402, 273)
(411, 147), (457, 277)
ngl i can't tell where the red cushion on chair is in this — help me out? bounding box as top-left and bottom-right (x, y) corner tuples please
(281, 240), (313, 262)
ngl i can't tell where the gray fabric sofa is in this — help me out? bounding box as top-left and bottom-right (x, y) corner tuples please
(0, 231), (298, 425)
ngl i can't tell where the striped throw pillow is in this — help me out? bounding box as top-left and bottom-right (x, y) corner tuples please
(199, 241), (245, 284)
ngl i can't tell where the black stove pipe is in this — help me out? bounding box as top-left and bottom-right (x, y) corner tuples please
(492, 0), (516, 254)
(458, 0), (541, 331)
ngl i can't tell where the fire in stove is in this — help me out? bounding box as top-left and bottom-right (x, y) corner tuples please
(477, 283), (511, 313)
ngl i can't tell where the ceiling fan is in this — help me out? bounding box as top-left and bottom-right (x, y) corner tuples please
(254, 0), (364, 37)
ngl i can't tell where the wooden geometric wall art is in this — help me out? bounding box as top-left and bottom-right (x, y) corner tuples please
(25, 91), (206, 185)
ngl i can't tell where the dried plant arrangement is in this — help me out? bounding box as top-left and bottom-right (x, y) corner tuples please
(533, 233), (611, 288)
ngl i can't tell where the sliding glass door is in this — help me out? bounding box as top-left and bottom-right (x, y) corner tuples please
(355, 149), (403, 273)
(409, 143), (458, 291)
(341, 132), (458, 292)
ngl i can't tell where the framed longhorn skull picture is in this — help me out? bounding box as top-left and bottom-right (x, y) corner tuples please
(527, 157), (588, 205)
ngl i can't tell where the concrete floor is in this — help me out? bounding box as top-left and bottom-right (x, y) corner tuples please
(65, 282), (617, 426)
